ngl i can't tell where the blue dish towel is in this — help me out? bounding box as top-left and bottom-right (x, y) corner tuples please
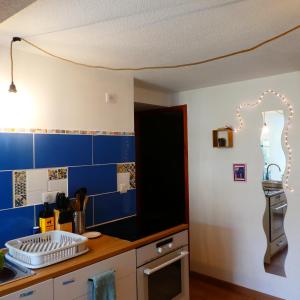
(88, 270), (116, 300)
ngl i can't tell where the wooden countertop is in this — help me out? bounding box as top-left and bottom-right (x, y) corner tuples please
(0, 224), (188, 296)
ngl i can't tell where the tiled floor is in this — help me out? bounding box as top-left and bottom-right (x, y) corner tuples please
(189, 272), (282, 300)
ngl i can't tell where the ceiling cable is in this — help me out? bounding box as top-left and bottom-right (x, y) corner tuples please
(8, 23), (300, 92)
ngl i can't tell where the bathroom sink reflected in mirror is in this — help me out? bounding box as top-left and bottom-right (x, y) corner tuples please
(262, 180), (283, 190)
(261, 110), (288, 278)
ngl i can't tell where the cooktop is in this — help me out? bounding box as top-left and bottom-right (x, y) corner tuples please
(88, 216), (179, 242)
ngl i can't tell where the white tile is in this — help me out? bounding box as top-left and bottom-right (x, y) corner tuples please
(117, 172), (130, 193)
(26, 169), (48, 192)
(27, 190), (43, 205)
(48, 179), (68, 196)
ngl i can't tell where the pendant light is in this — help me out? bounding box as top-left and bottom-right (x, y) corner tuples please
(8, 37), (21, 93)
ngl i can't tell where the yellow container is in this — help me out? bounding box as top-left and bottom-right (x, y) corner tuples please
(39, 216), (55, 233)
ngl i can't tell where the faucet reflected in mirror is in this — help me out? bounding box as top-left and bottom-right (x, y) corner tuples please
(265, 163), (281, 181)
(261, 110), (288, 277)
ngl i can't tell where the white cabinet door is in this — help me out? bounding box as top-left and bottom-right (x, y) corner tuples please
(54, 250), (136, 300)
(0, 279), (53, 300)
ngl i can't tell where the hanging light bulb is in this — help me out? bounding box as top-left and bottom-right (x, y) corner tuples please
(8, 37), (21, 93)
(8, 82), (17, 93)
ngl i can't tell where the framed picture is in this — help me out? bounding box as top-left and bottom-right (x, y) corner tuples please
(233, 163), (247, 182)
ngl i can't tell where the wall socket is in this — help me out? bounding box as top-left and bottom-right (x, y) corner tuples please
(42, 191), (59, 204)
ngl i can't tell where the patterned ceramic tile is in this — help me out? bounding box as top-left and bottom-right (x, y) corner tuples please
(48, 169), (58, 180)
(48, 167), (68, 180)
(14, 194), (26, 207)
(14, 171), (26, 195)
(0, 128), (134, 136)
(58, 168), (68, 179)
(13, 171), (27, 207)
(117, 163), (136, 189)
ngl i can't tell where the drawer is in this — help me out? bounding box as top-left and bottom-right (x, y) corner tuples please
(54, 250), (136, 300)
(270, 235), (288, 256)
(137, 230), (188, 267)
(54, 273), (136, 300)
(270, 193), (286, 206)
(0, 279), (53, 300)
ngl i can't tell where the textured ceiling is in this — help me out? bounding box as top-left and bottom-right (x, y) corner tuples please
(0, 0), (300, 91)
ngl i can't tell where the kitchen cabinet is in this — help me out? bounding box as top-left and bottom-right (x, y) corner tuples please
(54, 250), (136, 300)
(0, 279), (53, 300)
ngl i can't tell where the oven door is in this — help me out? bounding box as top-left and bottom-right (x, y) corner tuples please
(137, 246), (189, 300)
(270, 201), (287, 242)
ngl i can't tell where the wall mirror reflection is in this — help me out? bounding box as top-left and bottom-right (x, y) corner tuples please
(261, 110), (288, 277)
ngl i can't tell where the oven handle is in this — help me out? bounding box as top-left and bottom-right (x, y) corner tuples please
(144, 251), (189, 276)
(274, 203), (287, 210)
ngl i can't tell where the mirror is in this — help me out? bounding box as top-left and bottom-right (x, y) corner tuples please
(261, 110), (288, 277)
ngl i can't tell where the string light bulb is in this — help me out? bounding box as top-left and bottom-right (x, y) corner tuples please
(234, 89), (294, 192)
(261, 112), (269, 136)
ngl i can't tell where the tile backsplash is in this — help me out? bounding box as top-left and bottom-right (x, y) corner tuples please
(0, 132), (136, 247)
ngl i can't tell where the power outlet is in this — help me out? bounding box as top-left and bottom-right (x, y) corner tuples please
(42, 191), (59, 204)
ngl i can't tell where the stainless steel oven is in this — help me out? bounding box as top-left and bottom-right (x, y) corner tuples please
(270, 192), (287, 242)
(137, 230), (189, 300)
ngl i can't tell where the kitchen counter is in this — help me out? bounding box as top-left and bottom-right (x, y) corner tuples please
(0, 223), (188, 296)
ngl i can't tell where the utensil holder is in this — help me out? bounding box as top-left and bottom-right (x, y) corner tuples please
(73, 211), (86, 234)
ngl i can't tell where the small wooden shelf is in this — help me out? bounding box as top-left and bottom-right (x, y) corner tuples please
(212, 128), (233, 148)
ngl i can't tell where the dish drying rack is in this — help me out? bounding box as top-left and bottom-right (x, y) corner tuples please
(5, 231), (88, 269)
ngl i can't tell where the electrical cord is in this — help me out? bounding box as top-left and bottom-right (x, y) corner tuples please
(10, 23), (300, 71)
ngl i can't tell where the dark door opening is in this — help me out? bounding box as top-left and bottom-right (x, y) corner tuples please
(134, 105), (189, 232)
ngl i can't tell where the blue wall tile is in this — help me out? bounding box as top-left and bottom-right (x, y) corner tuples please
(68, 165), (116, 197)
(0, 133), (33, 170)
(0, 206), (34, 248)
(94, 190), (136, 224)
(0, 132), (136, 243)
(85, 196), (94, 227)
(93, 136), (135, 164)
(0, 171), (13, 210)
(35, 134), (92, 168)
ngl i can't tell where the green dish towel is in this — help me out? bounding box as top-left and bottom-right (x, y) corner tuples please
(0, 252), (4, 271)
(88, 270), (116, 300)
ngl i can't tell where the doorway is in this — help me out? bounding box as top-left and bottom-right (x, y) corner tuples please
(134, 104), (189, 232)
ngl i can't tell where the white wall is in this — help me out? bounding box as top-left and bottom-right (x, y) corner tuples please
(0, 46), (134, 132)
(173, 71), (300, 299)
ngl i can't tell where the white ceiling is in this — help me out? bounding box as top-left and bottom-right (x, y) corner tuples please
(0, 0), (300, 91)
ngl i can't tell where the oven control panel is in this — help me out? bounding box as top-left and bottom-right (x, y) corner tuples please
(156, 237), (174, 254)
(136, 230), (188, 267)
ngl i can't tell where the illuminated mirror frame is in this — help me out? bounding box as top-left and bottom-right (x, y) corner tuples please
(234, 89), (294, 192)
